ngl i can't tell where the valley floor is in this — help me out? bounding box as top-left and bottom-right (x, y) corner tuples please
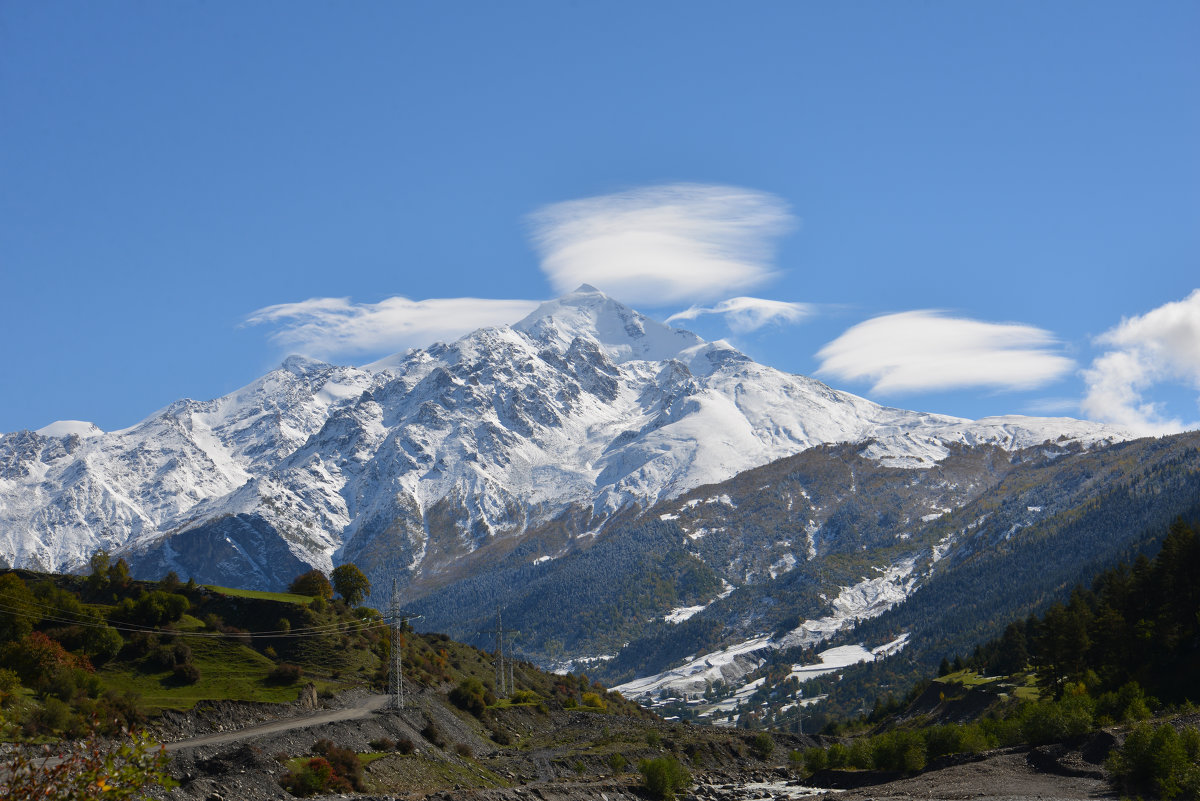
(141, 687), (1119, 801)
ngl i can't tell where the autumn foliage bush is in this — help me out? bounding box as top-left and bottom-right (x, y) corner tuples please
(0, 722), (172, 800)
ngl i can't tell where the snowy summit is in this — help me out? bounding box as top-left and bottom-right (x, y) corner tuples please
(0, 286), (1128, 590)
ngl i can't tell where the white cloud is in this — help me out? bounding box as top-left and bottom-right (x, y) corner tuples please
(815, 310), (1075, 394)
(1081, 289), (1200, 435)
(527, 183), (794, 304)
(666, 296), (813, 333)
(245, 296), (540, 358)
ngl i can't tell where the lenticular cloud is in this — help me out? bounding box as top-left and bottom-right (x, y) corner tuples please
(816, 310), (1075, 394)
(245, 296), (540, 358)
(528, 184), (794, 305)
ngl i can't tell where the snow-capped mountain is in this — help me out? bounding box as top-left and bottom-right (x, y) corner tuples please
(0, 285), (1128, 588)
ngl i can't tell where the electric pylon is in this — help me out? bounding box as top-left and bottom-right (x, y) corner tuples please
(388, 577), (403, 710)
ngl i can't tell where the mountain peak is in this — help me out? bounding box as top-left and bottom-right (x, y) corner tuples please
(514, 285), (707, 366)
(280, 354), (330, 375)
(35, 420), (103, 439)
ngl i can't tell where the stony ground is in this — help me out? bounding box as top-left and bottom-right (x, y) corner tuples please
(145, 688), (1123, 801)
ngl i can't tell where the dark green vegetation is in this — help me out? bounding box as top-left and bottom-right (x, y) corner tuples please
(1109, 722), (1200, 799)
(0, 558), (388, 739)
(718, 435), (1200, 733)
(5, 560), (793, 799)
(969, 517), (1200, 706)
(637, 755), (691, 800)
(797, 521), (1200, 798)
(408, 507), (725, 663)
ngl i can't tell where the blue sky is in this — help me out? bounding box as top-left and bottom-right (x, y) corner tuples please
(2, 1), (1197, 436)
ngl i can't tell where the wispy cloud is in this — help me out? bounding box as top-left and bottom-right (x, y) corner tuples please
(249, 184), (797, 358)
(666, 296), (813, 333)
(245, 296), (540, 358)
(528, 183), (794, 304)
(1081, 289), (1200, 435)
(815, 310), (1075, 394)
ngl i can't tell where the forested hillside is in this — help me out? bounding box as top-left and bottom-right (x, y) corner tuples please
(791, 519), (1200, 799)
(779, 436), (1200, 731)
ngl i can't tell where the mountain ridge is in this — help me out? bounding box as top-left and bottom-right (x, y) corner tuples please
(1, 286), (1129, 596)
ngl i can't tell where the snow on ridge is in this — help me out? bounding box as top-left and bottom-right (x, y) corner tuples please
(1, 285), (1130, 580)
(34, 420), (103, 439)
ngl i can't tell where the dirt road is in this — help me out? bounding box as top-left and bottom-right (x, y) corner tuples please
(162, 693), (390, 752)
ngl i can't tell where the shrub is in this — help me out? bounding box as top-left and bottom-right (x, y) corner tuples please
(491, 727), (512, 745)
(422, 721), (446, 748)
(1108, 723), (1200, 799)
(369, 737), (396, 752)
(0, 667), (20, 699)
(147, 646), (178, 672)
(310, 739), (364, 791)
(449, 678), (487, 717)
(925, 723), (989, 760)
(267, 664), (304, 685)
(396, 737), (416, 755)
(280, 756), (344, 797)
(1095, 681), (1154, 724)
(1, 724), (172, 800)
(0, 574), (37, 643)
(803, 746), (827, 773)
(581, 691), (607, 711)
(172, 663), (201, 685)
(455, 742), (473, 758)
(750, 732), (775, 759)
(288, 570), (333, 599)
(83, 624), (123, 663)
(510, 689), (540, 704)
(848, 738), (874, 770)
(608, 752), (627, 773)
(3, 632), (92, 686)
(871, 729), (926, 772)
(638, 756), (691, 800)
(28, 697), (74, 735)
(826, 742), (850, 768)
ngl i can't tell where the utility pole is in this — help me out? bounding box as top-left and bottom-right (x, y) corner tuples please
(485, 609), (519, 697)
(389, 577), (403, 711)
(386, 578), (424, 711)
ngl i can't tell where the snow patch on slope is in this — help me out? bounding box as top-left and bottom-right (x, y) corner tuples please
(617, 561), (918, 702)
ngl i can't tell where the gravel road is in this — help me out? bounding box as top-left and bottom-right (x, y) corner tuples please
(162, 693), (390, 752)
